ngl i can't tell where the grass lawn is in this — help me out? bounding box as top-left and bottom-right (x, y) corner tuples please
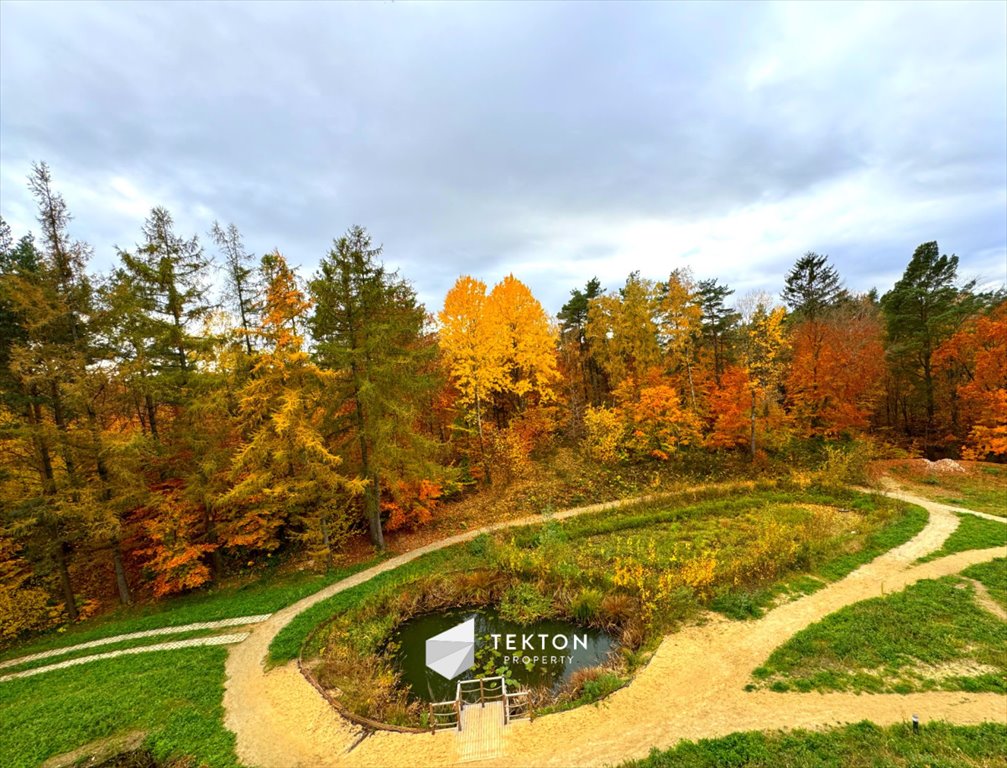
(0, 483), (935, 765)
(751, 559), (1007, 694)
(885, 461), (1007, 517)
(917, 514), (1007, 563)
(620, 720), (1007, 768)
(295, 485), (926, 727)
(1, 559), (377, 664)
(2, 626), (237, 675)
(0, 647), (237, 768)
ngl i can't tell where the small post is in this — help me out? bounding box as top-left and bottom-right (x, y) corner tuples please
(912, 714), (919, 734)
(480, 678), (485, 707)
(430, 703), (435, 735)
(456, 700), (462, 732)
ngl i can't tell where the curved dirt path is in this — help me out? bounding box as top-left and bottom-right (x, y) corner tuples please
(223, 486), (1007, 768)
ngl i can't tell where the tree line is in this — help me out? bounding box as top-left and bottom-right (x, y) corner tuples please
(1, 162), (1003, 640)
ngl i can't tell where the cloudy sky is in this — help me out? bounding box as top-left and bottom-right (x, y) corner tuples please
(1, 1), (1004, 313)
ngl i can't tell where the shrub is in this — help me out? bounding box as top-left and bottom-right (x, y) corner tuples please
(499, 582), (554, 625)
(583, 405), (623, 463)
(599, 592), (638, 628)
(569, 587), (604, 622)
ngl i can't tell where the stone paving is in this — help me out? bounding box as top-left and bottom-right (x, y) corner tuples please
(0, 614), (271, 671)
(0, 633), (251, 682)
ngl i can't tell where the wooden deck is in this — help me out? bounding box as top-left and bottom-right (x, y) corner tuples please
(457, 700), (506, 762)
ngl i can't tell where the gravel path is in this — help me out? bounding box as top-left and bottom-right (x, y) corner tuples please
(0, 614), (271, 671)
(222, 485), (1007, 768)
(0, 633), (251, 682)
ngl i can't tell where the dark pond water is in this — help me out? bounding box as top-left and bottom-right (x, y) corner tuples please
(388, 607), (615, 703)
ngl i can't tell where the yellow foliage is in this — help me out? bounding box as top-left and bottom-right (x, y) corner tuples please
(583, 405), (623, 463)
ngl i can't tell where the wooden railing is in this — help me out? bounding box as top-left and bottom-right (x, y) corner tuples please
(429, 698), (461, 732)
(429, 675), (530, 732)
(504, 688), (531, 724)
(457, 675), (505, 707)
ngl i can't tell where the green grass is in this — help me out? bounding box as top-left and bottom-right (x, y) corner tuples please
(751, 559), (1007, 694)
(269, 546), (466, 665)
(713, 500), (928, 619)
(2, 559), (376, 663)
(0, 647), (238, 768)
(620, 720), (1007, 768)
(966, 560), (1007, 611)
(2, 626), (231, 675)
(888, 462), (1007, 517)
(917, 514), (1007, 563)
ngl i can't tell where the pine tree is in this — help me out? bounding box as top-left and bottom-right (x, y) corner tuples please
(881, 241), (974, 444)
(558, 277), (607, 410)
(781, 252), (844, 321)
(696, 278), (738, 383)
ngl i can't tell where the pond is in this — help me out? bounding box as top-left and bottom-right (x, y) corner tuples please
(388, 607), (615, 703)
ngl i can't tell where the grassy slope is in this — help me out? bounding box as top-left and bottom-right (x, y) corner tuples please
(1, 560), (375, 663)
(620, 721), (1007, 768)
(886, 462), (1007, 517)
(0, 647), (237, 768)
(752, 559), (1007, 694)
(0, 485), (940, 766)
(275, 487), (920, 664)
(2, 626), (232, 675)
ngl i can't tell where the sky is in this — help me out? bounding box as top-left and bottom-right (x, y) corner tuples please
(1, 1), (1005, 314)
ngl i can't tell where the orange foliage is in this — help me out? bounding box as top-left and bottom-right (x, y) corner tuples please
(619, 372), (700, 460)
(935, 301), (1007, 458)
(785, 314), (885, 437)
(383, 479), (443, 531)
(138, 488), (215, 597)
(704, 365), (751, 449)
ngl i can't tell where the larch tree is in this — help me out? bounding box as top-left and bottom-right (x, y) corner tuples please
(487, 274), (560, 413)
(742, 302), (788, 458)
(656, 269), (703, 410)
(584, 272), (662, 397)
(309, 226), (441, 551)
(211, 221), (260, 357)
(114, 207), (213, 439)
(221, 251), (364, 568)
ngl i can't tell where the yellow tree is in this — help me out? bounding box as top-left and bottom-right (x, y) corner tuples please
(743, 302), (788, 458)
(656, 269), (703, 410)
(585, 272), (662, 396)
(488, 274), (560, 410)
(438, 276), (507, 451)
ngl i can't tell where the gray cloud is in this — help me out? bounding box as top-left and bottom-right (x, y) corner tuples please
(1, 1), (1004, 312)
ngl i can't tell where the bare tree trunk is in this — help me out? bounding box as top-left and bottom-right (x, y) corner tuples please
(750, 390), (757, 460)
(145, 394), (159, 442)
(112, 542), (132, 605)
(55, 538), (78, 622)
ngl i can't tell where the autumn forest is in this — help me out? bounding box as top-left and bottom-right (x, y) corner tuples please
(1, 162), (1004, 644)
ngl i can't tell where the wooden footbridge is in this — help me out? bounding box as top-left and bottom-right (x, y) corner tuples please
(428, 676), (530, 761)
